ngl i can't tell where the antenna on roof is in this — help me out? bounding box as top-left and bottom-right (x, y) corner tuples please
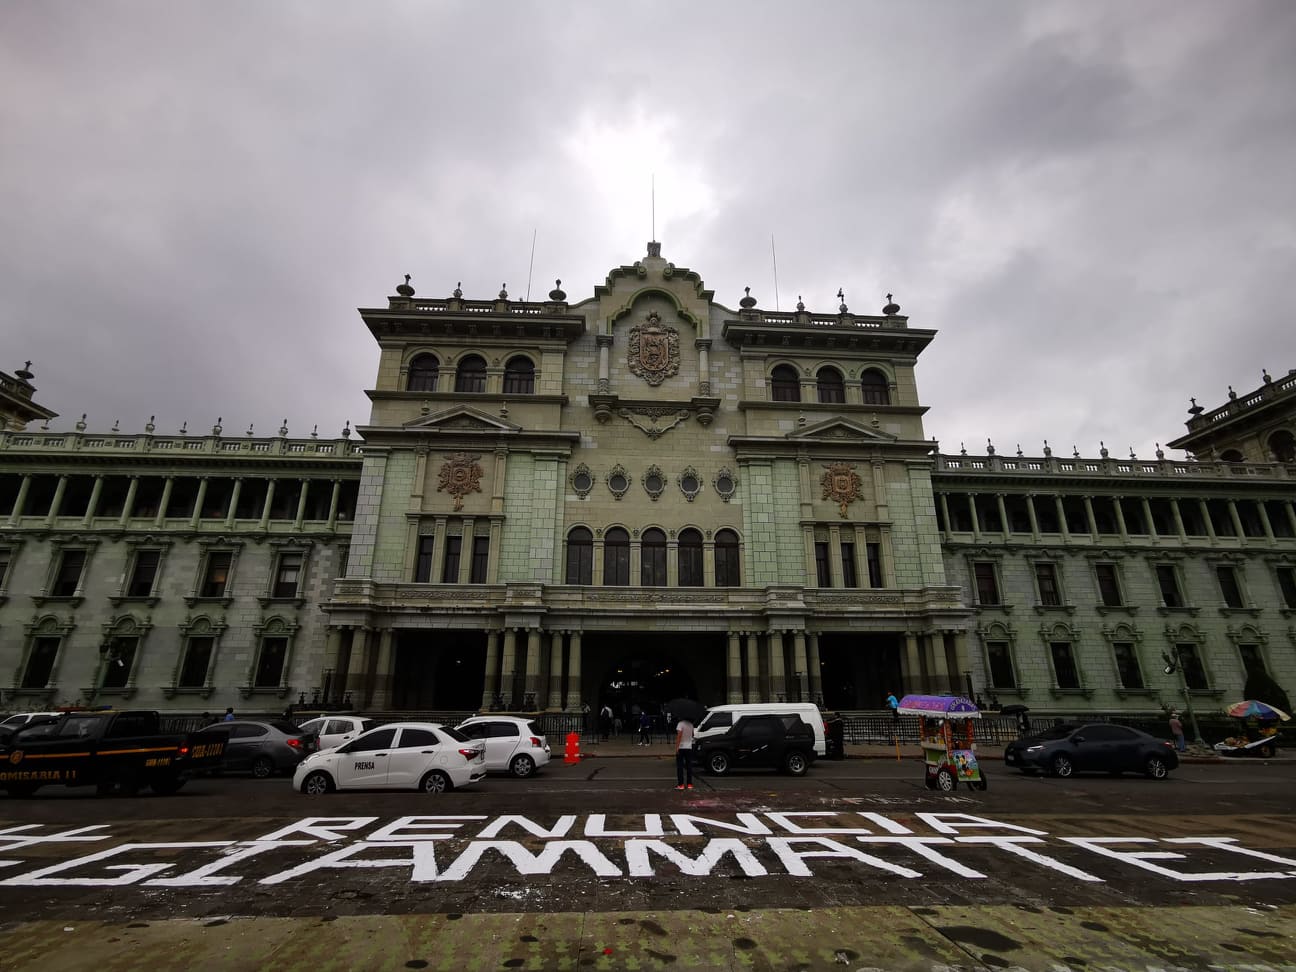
(524, 228), (537, 302)
(651, 173), (656, 242)
(770, 234), (780, 312)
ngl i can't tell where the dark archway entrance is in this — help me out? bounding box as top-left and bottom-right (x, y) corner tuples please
(818, 633), (902, 710)
(392, 630), (486, 710)
(583, 631), (724, 730)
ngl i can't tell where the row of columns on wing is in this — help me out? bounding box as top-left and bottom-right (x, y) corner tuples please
(937, 492), (1296, 544)
(319, 626), (970, 712)
(1, 472), (359, 532)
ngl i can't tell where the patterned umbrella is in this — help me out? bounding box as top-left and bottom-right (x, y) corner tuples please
(1226, 700), (1291, 721)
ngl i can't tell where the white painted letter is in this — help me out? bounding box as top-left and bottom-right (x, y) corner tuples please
(436, 840), (622, 881)
(857, 837), (985, 878)
(625, 839), (768, 877)
(0, 842), (231, 887)
(1065, 837), (1296, 882)
(584, 814), (664, 838)
(474, 815), (577, 839)
(668, 814), (771, 837)
(916, 813), (1047, 836)
(366, 816), (486, 841)
(765, 812), (871, 834)
(147, 840), (314, 887)
(256, 816), (378, 842)
(765, 837), (922, 878)
(259, 840), (446, 885)
(955, 836), (1103, 883)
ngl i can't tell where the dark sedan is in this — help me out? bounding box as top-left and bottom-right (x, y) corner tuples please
(1004, 722), (1178, 780)
(205, 720), (318, 778)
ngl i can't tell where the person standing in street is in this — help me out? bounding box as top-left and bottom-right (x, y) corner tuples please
(223, 707), (235, 722)
(638, 710), (652, 746)
(599, 703), (613, 742)
(1169, 712), (1186, 752)
(674, 716), (695, 790)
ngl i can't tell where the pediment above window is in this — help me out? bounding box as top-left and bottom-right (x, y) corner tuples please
(786, 417), (897, 442)
(402, 405), (521, 433)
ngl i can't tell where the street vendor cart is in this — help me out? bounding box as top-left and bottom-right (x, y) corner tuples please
(897, 694), (988, 792)
(1213, 699), (1287, 758)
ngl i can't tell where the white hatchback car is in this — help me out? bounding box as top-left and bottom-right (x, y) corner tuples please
(454, 716), (551, 778)
(293, 722), (485, 794)
(295, 715), (381, 751)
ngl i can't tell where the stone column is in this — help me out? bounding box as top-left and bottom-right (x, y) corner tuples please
(803, 525), (818, 587)
(190, 477), (208, 529)
(1170, 498), (1188, 540)
(1198, 499), (1218, 541)
(1227, 500), (1246, 540)
(703, 537), (716, 587)
(827, 526), (843, 588)
(1054, 495), (1070, 541)
(82, 475), (105, 527)
(995, 494), (1010, 535)
(767, 633), (787, 701)
(696, 338), (712, 395)
(939, 493), (953, 539)
(927, 633), (950, 693)
(293, 478), (310, 530)
(967, 494), (981, 538)
(481, 630), (501, 711)
(807, 632), (823, 704)
(1025, 494), (1040, 538)
(370, 628), (395, 709)
(568, 631), (583, 711)
(222, 478), (243, 529)
(346, 629), (373, 701)
(666, 536), (679, 587)
(154, 477), (174, 527)
(1256, 501), (1276, 542)
(321, 627), (344, 704)
(548, 631), (565, 710)
(878, 526), (895, 587)
(500, 629), (518, 708)
(903, 633), (923, 695)
(1141, 497), (1159, 543)
(952, 632), (970, 694)
(595, 333), (612, 393)
(1113, 496), (1129, 540)
(745, 633), (760, 702)
(326, 480), (342, 531)
(523, 628), (542, 709)
(726, 631), (743, 703)
(258, 479), (276, 530)
(118, 476), (140, 527)
(1082, 496), (1098, 537)
(459, 517), (476, 585)
(1284, 500), (1296, 538)
(792, 631), (808, 703)
(6, 474), (31, 526)
(630, 536), (642, 587)
(44, 475), (68, 527)
(592, 535), (605, 585)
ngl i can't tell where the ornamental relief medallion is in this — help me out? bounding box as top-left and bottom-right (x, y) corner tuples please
(821, 462), (863, 518)
(437, 452), (484, 511)
(627, 312), (680, 386)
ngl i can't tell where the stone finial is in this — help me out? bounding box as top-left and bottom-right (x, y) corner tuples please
(246, 422), (255, 437)
(76, 413), (87, 432)
(1188, 396), (1203, 415)
(278, 419), (289, 437)
(396, 274), (415, 297)
(421, 400), (430, 415)
(1228, 385), (1237, 400)
(498, 284), (509, 300)
(341, 421), (351, 439)
(1129, 446), (1137, 459)
(796, 295), (805, 312)
(548, 279), (566, 301)
(1099, 440), (1109, 459)
(960, 442), (968, 456)
(1016, 443), (1023, 457)
(179, 421), (188, 435)
(740, 286), (757, 309)
(40, 418), (50, 431)
(882, 293), (900, 316)
(311, 424), (318, 439)
(1155, 442), (1165, 460)
(14, 360), (33, 381)
(500, 402), (509, 420)
(986, 437), (996, 456)
(145, 415), (155, 434)
(1043, 439), (1052, 457)
(1072, 445), (1080, 458)
(453, 281), (463, 299)
(212, 417), (223, 436)
(1262, 368), (1272, 384)
(837, 288), (848, 314)
(111, 419), (119, 432)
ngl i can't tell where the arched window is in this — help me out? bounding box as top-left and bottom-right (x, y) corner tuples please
(406, 354), (440, 392)
(771, 365), (801, 402)
(603, 528), (630, 586)
(1267, 430), (1295, 463)
(1220, 449), (1244, 463)
(678, 528), (703, 587)
(860, 370), (890, 405)
(641, 528), (667, 586)
(503, 356), (535, 394)
(565, 527), (592, 585)
(454, 354), (487, 393)
(816, 367), (845, 404)
(714, 529), (741, 587)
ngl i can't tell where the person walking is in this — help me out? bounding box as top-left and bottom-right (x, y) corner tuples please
(674, 716), (695, 790)
(223, 707), (235, 722)
(886, 692), (899, 722)
(599, 703), (613, 742)
(1169, 712), (1186, 752)
(638, 710), (652, 746)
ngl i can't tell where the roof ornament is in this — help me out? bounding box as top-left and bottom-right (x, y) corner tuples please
(1227, 385), (1237, 400)
(311, 424), (318, 439)
(111, 419), (119, 432)
(960, 442), (968, 456)
(145, 415), (155, 434)
(796, 295), (805, 312)
(1129, 446), (1137, 459)
(246, 422), (255, 437)
(498, 284), (509, 300)
(1155, 442), (1165, 460)
(837, 288), (848, 314)
(396, 274), (415, 298)
(1099, 440), (1109, 458)
(1016, 443), (1023, 457)
(986, 437), (995, 455)
(40, 418), (50, 431)
(453, 281), (463, 299)
(1072, 444), (1080, 458)
(740, 286), (757, 310)
(76, 414), (87, 432)
(882, 293), (900, 316)
(15, 360), (33, 381)
(1262, 368), (1272, 384)
(1042, 439), (1052, 457)
(342, 421), (351, 439)
(548, 279), (566, 301)
(279, 419), (289, 437)
(212, 417), (223, 436)
(179, 421), (188, 435)
(1188, 396), (1203, 416)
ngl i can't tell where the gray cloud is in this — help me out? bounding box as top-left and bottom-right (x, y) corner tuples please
(2, 1), (1292, 458)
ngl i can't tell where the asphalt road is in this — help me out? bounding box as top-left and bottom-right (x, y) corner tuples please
(3, 757), (1294, 971)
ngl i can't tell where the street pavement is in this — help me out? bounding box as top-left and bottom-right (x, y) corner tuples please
(1, 749), (1293, 971)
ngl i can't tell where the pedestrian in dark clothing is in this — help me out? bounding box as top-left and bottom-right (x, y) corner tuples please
(638, 711), (652, 746)
(599, 704), (613, 742)
(675, 718), (695, 789)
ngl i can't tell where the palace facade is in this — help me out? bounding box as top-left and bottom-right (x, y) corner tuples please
(1, 244), (1293, 716)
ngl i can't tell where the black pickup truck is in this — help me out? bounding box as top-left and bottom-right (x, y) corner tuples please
(0, 710), (228, 796)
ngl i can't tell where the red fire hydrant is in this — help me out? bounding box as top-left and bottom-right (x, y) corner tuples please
(564, 731), (581, 764)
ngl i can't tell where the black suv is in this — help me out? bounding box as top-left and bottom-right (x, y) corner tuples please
(697, 714), (816, 776)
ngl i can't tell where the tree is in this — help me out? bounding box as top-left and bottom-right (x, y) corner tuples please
(1242, 669), (1292, 715)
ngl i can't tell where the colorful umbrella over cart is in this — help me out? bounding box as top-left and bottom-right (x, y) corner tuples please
(1225, 700), (1290, 722)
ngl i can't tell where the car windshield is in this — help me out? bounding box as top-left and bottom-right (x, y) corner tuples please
(438, 726), (469, 743)
(698, 712), (731, 732)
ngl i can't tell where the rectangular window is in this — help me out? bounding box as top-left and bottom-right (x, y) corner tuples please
(441, 535), (462, 583)
(127, 550), (160, 598)
(51, 549), (87, 597)
(254, 637), (288, 688)
(1034, 563), (1061, 606)
(714, 542), (739, 587)
(1277, 566), (1296, 609)
(22, 637), (61, 688)
(1094, 563), (1123, 606)
(414, 536), (435, 582)
(866, 542), (883, 588)
(814, 541), (832, 587)
(272, 553), (303, 598)
(565, 539), (592, 585)
(678, 544), (703, 587)
(1155, 565), (1183, 608)
(1238, 643), (1266, 678)
(840, 542), (858, 588)
(469, 536), (489, 584)
(1112, 642), (1144, 689)
(101, 638), (138, 690)
(200, 552), (232, 598)
(986, 641), (1016, 689)
(1266, 501), (1294, 538)
(973, 561), (999, 605)
(1177, 643), (1209, 690)
(603, 541), (629, 586)
(641, 541), (667, 587)
(178, 637), (214, 688)
(1050, 642), (1081, 689)
(1216, 565), (1244, 608)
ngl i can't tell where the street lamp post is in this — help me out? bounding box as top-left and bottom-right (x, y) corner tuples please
(1162, 645), (1206, 748)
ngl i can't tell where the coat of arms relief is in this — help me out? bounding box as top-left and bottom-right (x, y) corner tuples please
(626, 312), (680, 386)
(437, 452), (484, 511)
(821, 462), (864, 518)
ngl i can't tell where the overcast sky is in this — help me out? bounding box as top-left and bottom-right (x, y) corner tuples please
(3, 2), (1293, 459)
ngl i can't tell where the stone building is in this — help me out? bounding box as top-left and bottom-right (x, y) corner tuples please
(1, 244), (1292, 717)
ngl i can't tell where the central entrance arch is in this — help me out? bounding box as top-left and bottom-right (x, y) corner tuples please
(584, 631), (723, 729)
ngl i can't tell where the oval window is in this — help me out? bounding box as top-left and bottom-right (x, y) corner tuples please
(645, 473), (663, 492)
(716, 474), (734, 494)
(573, 471), (592, 492)
(609, 473), (628, 492)
(681, 475), (699, 493)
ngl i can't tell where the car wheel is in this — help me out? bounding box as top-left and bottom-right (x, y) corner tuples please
(1145, 755), (1169, 780)
(1050, 755), (1074, 778)
(509, 754), (536, 779)
(706, 751), (731, 776)
(301, 770), (333, 795)
(251, 756), (275, 780)
(936, 768), (957, 791)
(420, 770), (452, 794)
(785, 752), (808, 776)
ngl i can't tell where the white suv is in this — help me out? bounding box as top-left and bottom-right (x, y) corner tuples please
(455, 716), (551, 778)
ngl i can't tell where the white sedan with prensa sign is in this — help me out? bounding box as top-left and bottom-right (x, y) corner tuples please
(292, 722), (485, 794)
